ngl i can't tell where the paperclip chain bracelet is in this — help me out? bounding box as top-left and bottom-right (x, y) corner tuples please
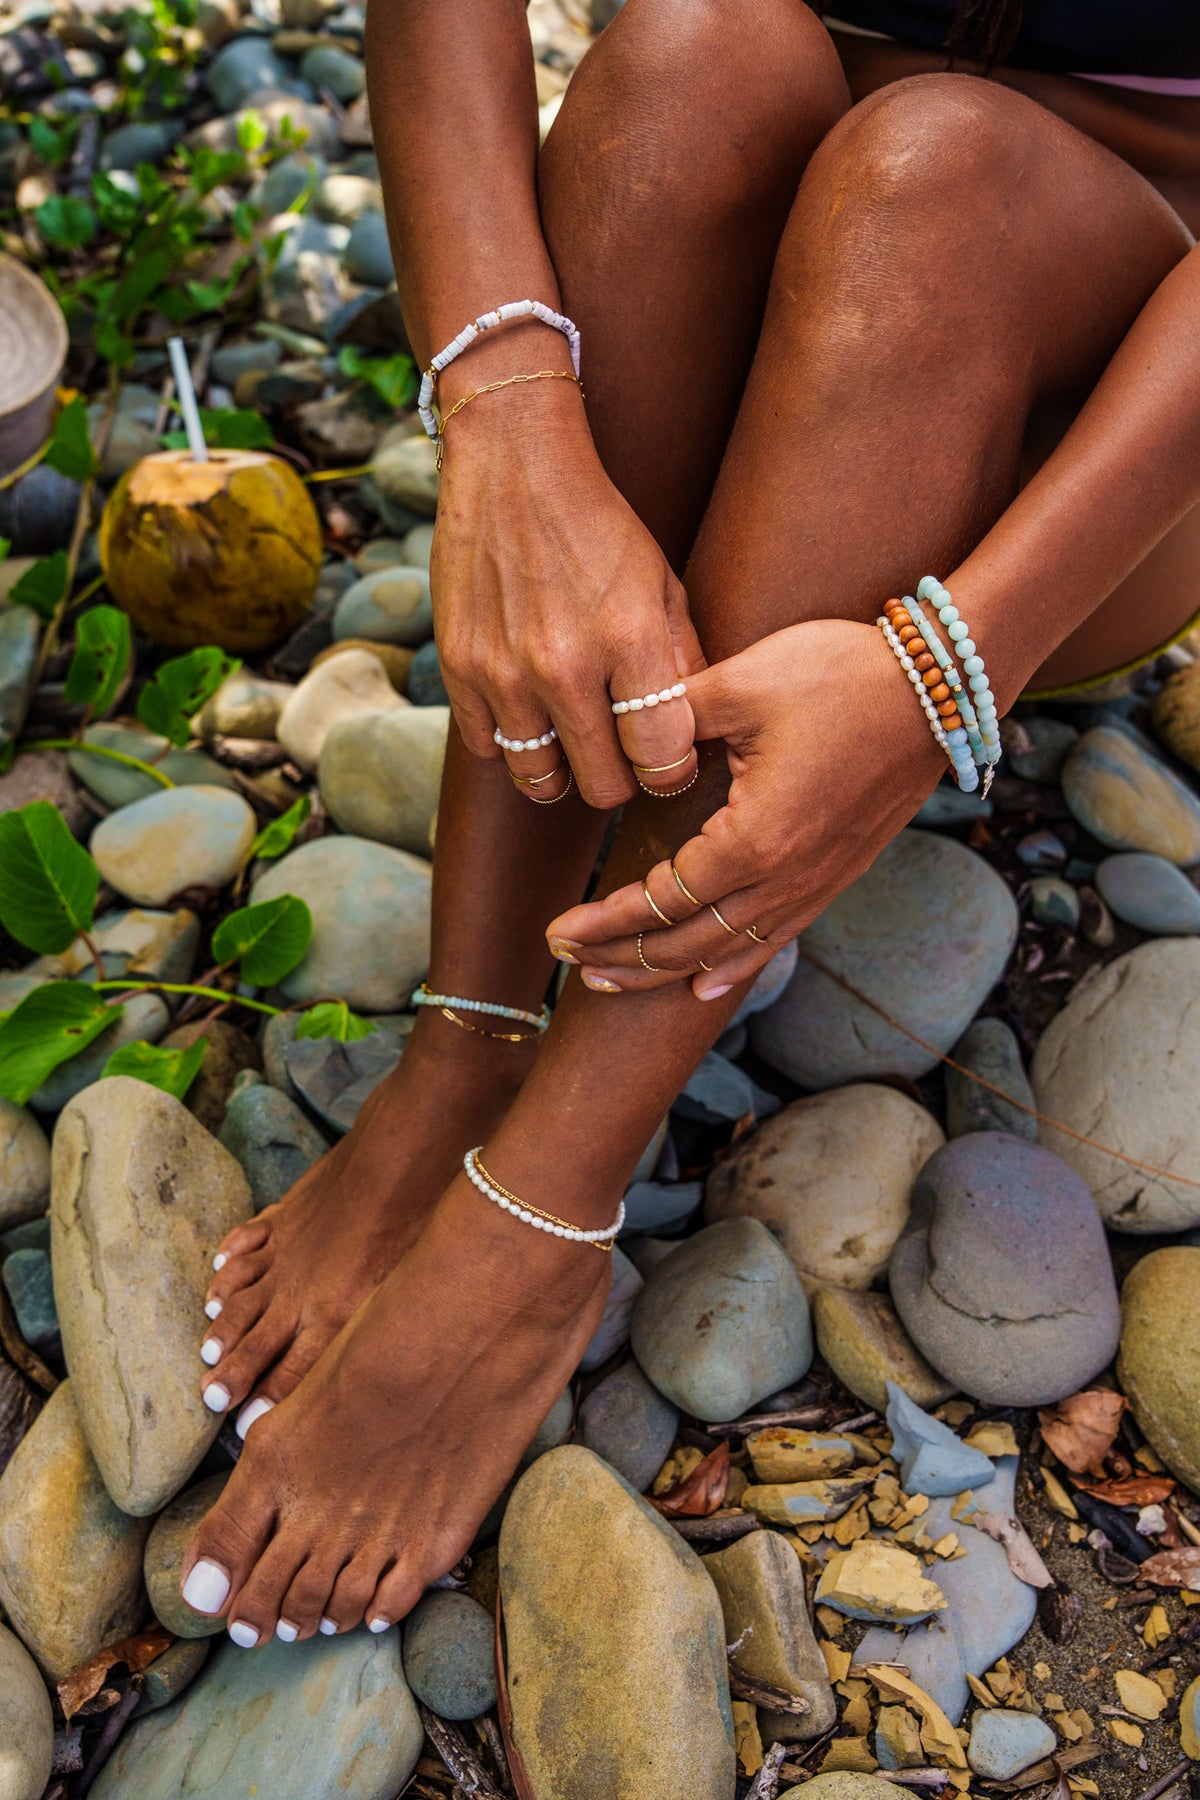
(463, 1148), (624, 1250)
(418, 300), (582, 441)
(413, 985), (550, 1033)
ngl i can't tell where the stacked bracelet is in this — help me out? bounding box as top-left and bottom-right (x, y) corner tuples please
(916, 577), (1001, 767)
(418, 300), (582, 442)
(879, 581), (1001, 795)
(464, 1148), (623, 1250)
(413, 985), (551, 1033)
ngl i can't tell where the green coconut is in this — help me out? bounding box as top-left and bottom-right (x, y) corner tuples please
(98, 448), (323, 653)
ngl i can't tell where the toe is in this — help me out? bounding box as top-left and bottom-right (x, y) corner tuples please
(203, 1312), (294, 1413)
(207, 1247), (271, 1310)
(198, 1283), (268, 1373)
(225, 1531), (309, 1650)
(252, 1329), (326, 1409)
(216, 1216), (272, 1264)
(364, 1562), (424, 1633)
(235, 1395), (276, 1440)
(323, 1553), (387, 1635)
(181, 1458), (275, 1619)
(278, 1555), (345, 1641)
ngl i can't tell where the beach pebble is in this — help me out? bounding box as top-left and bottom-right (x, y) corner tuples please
(967, 1709), (1056, 1779)
(1062, 724), (1200, 864)
(0, 1621), (54, 1800)
(1009, 716), (1078, 783)
(1095, 852), (1200, 935)
(1178, 1673), (1200, 1760)
(319, 704), (448, 856)
(780, 1781), (898, 1799)
(1016, 830), (1067, 873)
(0, 1101), (49, 1232)
(344, 210), (394, 286)
(498, 1446), (735, 1800)
(69, 724), (237, 807)
(705, 1085), (942, 1294)
(884, 1383), (994, 1497)
(332, 566), (433, 647)
(133, 1638), (211, 1717)
(406, 639), (449, 705)
(285, 1020), (409, 1133)
(299, 43), (365, 99)
(522, 1387), (574, 1465)
(311, 637), (415, 692)
(1117, 1247), (1200, 1496)
(51, 1078), (252, 1515)
(92, 1631), (423, 1800)
(197, 672), (293, 742)
(253, 835), (431, 1011)
(157, 1019), (260, 1134)
(945, 1017), (1037, 1143)
(752, 830), (1017, 1087)
(631, 1217), (812, 1421)
(621, 1179), (701, 1236)
(402, 521), (435, 568)
(204, 35), (292, 109)
(317, 172), (384, 226)
(0, 749), (89, 837)
(100, 120), (176, 169)
(740, 1476), (872, 1527)
(276, 647), (407, 773)
(1032, 939), (1200, 1230)
(812, 1287), (956, 1413)
(369, 429), (439, 518)
(1028, 875), (1079, 929)
(91, 785), (255, 905)
(728, 941), (799, 1025)
(579, 1245), (643, 1372)
(401, 1591), (496, 1720)
(1, 1248), (58, 1359)
(0, 464), (78, 555)
(889, 1133), (1120, 1406)
(218, 1081), (328, 1211)
(704, 1530), (836, 1741)
(0, 608), (39, 754)
(815, 1538), (946, 1624)
(143, 1474), (230, 1638)
(0, 1382), (151, 1680)
(29, 992), (169, 1113)
(578, 1359), (679, 1492)
(1150, 661), (1200, 775)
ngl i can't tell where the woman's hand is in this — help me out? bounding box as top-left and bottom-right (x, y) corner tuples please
(545, 617), (950, 994)
(431, 383), (706, 807)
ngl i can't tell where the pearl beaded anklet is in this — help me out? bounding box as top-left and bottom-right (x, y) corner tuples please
(418, 300), (582, 442)
(463, 1148), (624, 1251)
(611, 682), (687, 716)
(494, 726), (558, 753)
(413, 985), (550, 1033)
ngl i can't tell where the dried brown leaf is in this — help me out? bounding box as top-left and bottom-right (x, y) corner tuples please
(650, 1440), (730, 1519)
(57, 1626), (172, 1722)
(973, 1511), (1055, 1589)
(1075, 1474), (1176, 1508)
(1138, 1547), (1200, 1589)
(1037, 1391), (1126, 1477)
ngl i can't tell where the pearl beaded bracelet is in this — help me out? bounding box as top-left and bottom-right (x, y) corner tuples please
(494, 726), (558, 753)
(612, 682), (687, 716)
(418, 300), (582, 442)
(464, 1148), (624, 1250)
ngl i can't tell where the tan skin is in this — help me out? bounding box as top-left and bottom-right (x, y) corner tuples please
(183, 0), (1200, 1645)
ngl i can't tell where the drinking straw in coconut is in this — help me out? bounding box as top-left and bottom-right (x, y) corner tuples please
(167, 335), (208, 464)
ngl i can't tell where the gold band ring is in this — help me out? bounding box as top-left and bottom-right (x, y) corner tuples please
(637, 768), (699, 799)
(520, 771), (576, 805)
(509, 758), (567, 788)
(641, 879), (678, 927)
(672, 860), (703, 908)
(636, 933), (663, 973)
(632, 751), (694, 775)
(709, 903), (738, 935)
(746, 925), (767, 944)
(698, 959), (714, 973)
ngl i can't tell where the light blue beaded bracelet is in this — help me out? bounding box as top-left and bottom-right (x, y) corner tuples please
(916, 577), (1001, 772)
(413, 984), (551, 1033)
(880, 581), (1001, 795)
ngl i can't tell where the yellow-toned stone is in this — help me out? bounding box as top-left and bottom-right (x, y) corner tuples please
(1052, 1712), (1080, 1741)
(812, 1286), (957, 1414)
(1155, 1668), (1177, 1699)
(861, 1665), (967, 1769)
(1115, 1668), (1168, 1720)
(844, 1695), (873, 1736)
(1040, 1467), (1079, 1520)
(1184, 1589), (1200, 1605)
(821, 1737), (877, 1774)
(745, 1428), (858, 1484)
(938, 1401), (974, 1426)
(966, 1674), (996, 1707)
(817, 1605), (845, 1637)
(876, 1705), (924, 1769)
(962, 1421), (1020, 1457)
(1033, 1662), (1052, 1682)
(1069, 1781), (1099, 1797)
(817, 1540), (946, 1624)
(742, 1477), (872, 1528)
(1143, 1604), (1170, 1647)
(821, 1641), (853, 1683)
(1179, 1672), (1200, 1759)
(932, 1534), (961, 1558)
(1044, 1693), (1066, 1711)
(1107, 1719), (1144, 1748)
(652, 1445), (701, 1495)
(733, 1701), (763, 1776)
(309, 637), (414, 692)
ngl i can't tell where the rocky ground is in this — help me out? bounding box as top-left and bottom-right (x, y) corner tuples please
(3, 0), (1200, 1797)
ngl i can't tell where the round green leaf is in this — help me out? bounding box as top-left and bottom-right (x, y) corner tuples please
(211, 894), (312, 987)
(64, 605), (132, 717)
(0, 984), (119, 1107)
(102, 1037), (206, 1100)
(294, 1000), (376, 1043)
(0, 802), (99, 955)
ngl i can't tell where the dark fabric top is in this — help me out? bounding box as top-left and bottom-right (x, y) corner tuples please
(826, 0), (1200, 77)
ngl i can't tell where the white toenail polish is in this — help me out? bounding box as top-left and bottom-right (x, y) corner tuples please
(318, 1617), (338, 1636)
(212, 1253), (228, 1271)
(229, 1621), (259, 1649)
(200, 1339), (221, 1367)
(236, 1396), (275, 1441)
(203, 1383), (231, 1414)
(276, 1620), (299, 1643)
(367, 1617), (390, 1634)
(182, 1561), (231, 1615)
(205, 1298), (222, 1320)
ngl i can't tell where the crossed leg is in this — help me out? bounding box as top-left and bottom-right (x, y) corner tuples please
(183, 54), (1189, 1642)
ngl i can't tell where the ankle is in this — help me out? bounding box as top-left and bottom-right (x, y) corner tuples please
(433, 1174), (613, 1323)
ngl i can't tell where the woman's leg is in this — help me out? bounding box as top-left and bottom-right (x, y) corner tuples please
(183, 73), (1189, 1642)
(198, 0), (847, 1421)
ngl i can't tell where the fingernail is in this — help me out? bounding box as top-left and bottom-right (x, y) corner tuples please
(698, 983), (733, 1001)
(236, 1396), (275, 1440)
(205, 1298), (222, 1320)
(203, 1382), (231, 1414)
(318, 1617), (338, 1636)
(548, 937), (580, 964)
(276, 1620), (299, 1643)
(200, 1339), (221, 1367)
(182, 1560), (230, 1615)
(212, 1252), (228, 1272)
(367, 1617), (390, 1634)
(228, 1621), (259, 1649)
(582, 973), (620, 993)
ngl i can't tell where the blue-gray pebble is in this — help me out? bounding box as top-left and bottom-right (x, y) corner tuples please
(945, 1017), (1036, 1143)
(578, 1360), (679, 1491)
(1009, 717), (1078, 784)
(1028, 875), (1079, 930)
(2, 1246), (59, 1357)
(1062, 725), (1200, 865)
(968, 1709), (1056, 1779)
(406, 639), (449, 705)
(885, 1383), (994, 1497)
(204, 37), (292, 110)
(333, 566), (432, 648)
(344, 211), (394, 287)
(1095, 852), (1200, 936)
(401, 1591), (496, 1720)
(218, 1083), (328, 1211)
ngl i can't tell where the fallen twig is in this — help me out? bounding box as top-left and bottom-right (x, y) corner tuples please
(0, 1283), (57, 1395)
(728, 1665), (810, 1715)
(745, 1742), (787, 1799)
(1132, 1759), (1191, 1800)
(76, 1680), (141, 1797)
(706, 1407), (829, 1438)
(669, 1512), (761, 1546)
(418, 1708), (504, 1800)
(474, 1717), (512, 1796)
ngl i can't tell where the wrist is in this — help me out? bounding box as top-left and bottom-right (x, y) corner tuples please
(434, 316), (577, 408)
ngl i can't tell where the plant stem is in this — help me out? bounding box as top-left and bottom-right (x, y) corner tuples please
(303, 463), (373, 483)
(32, 369), (122, 686)
(20, 740), (176, 788)
(79, 930), (106, 983)
(92, 980), (281, 1016)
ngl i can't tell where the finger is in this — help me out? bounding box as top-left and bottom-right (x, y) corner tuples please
(691, 938), (777, 1001)
(663, 573), (708, 680)
(551, 691), (637, 810)
(489, 703), (573, 803)
(610, 649), (697, 797)
(440, 673), (503, 762)
(683, 659), (760, 747)
(572, 889), (776, 992)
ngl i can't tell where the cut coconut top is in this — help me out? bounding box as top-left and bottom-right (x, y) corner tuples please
(125, 447), (282, 507)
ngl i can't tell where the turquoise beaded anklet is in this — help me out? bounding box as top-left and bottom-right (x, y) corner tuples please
(413, 984), (551, 1033)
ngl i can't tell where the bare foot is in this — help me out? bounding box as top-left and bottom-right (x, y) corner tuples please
(181, 1175), (611, 1642)
(198, 1022), (537, 1433)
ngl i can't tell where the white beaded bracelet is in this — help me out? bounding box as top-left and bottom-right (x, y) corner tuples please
(464, 1148), (624, 1249)
(494, 726), (558, 753)
(612, 682), (687, 717)
(418, 300), (582, 442)
(413, 985), (550, 1032)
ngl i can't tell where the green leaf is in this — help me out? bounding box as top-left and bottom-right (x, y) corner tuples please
(337, 347), (417, 412)
(236, 110), (268, 153)
(64, 605), (132, 717)
(44, 395), (98, 482)
(92, 171), (141, 234)
(294, 1000), (376, 1043)
(102, 1036), (206, 1099)
(136, 646), (240, 746)
(0, 801), (99, 955)
(160, 407), (273, 453)
(0, 535), (10, 563)
(251, 794), (310, 862)
(10, 551), (69, 621)
(110, 247), (173, 327)
(211, 894), (312, 986)
(29, 116), (78, 169)
(35, 194), (97, 249)
(0, 984), (118, 1107)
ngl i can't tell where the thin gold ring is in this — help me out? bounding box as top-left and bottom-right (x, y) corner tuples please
(636, 767), (699, 799)
(522, 772), (575, 806)
(641, 879), (678, 927)
(709, 903), (738, 935)
(509, 758), (566, 788)
(636, 933), (663, 973)
(698, 959), (714, 973)
(672, 860), (703, 908)
(631, 751), (694, 775)
(746, 925), (767, 944)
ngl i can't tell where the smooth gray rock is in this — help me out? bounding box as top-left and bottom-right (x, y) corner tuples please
(672, 1050), (779, 1126)
(401, 1591), (495, 1721)
(521, 1387), (574, 1465)
(0, 607), (38, 754)
(4, 909), (201, 1018)
(1096, 852), (1200, 935)
(68, 724), (237, 807)
(1028, 875), (1079, 929)
(889, 1133), (1120, 1407)
(2, 1248), (58, 1358)
(968, 1709), (1057, 1779)
(578, 1360), (679, 1492)
(91, 786), (255, 906)
(579, 1245), (643, 1373)
(0, 1101), (50, 1231)
(276, 648), (406, 773)
(752, 831), (1018, 1087)
(133, 1638), (211, 1717)
(332, 565), (432, 647)
(100, 120), (175, 169)
(0, 748), (90, 837)
(1009, 716), (1077, 783)
(1062, 724), (1200, 864)
(300, 42), (365, 98)
(621, 1180), (702, 1236)
(92, 1631), (423, 1800)
(1016, 830), (1067, 873)
(29, 991), (169, 1113)
(703, 1530), (836, 1743)
(248, 153), (326, 222)
(884, 1383), (994, 1497)
(406, 638), (448, 705)
(218, 1081), (328, 1210)
(728, 941), (798, 1026)
(316, 171), (383, 225)
(915, 784), (993, 828)
(204, 35), (292, 109)
(0, 1620), (54, 1800)
(0, 465), (77, 555)
(343, 210), (394, 286)
(285, 1017), (412, 1133)
(369, 429), (438, 519)
(945, 1017), (1037, 1143)
(318, 704), (448, 857)
(631, 1218), (812, 1421)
